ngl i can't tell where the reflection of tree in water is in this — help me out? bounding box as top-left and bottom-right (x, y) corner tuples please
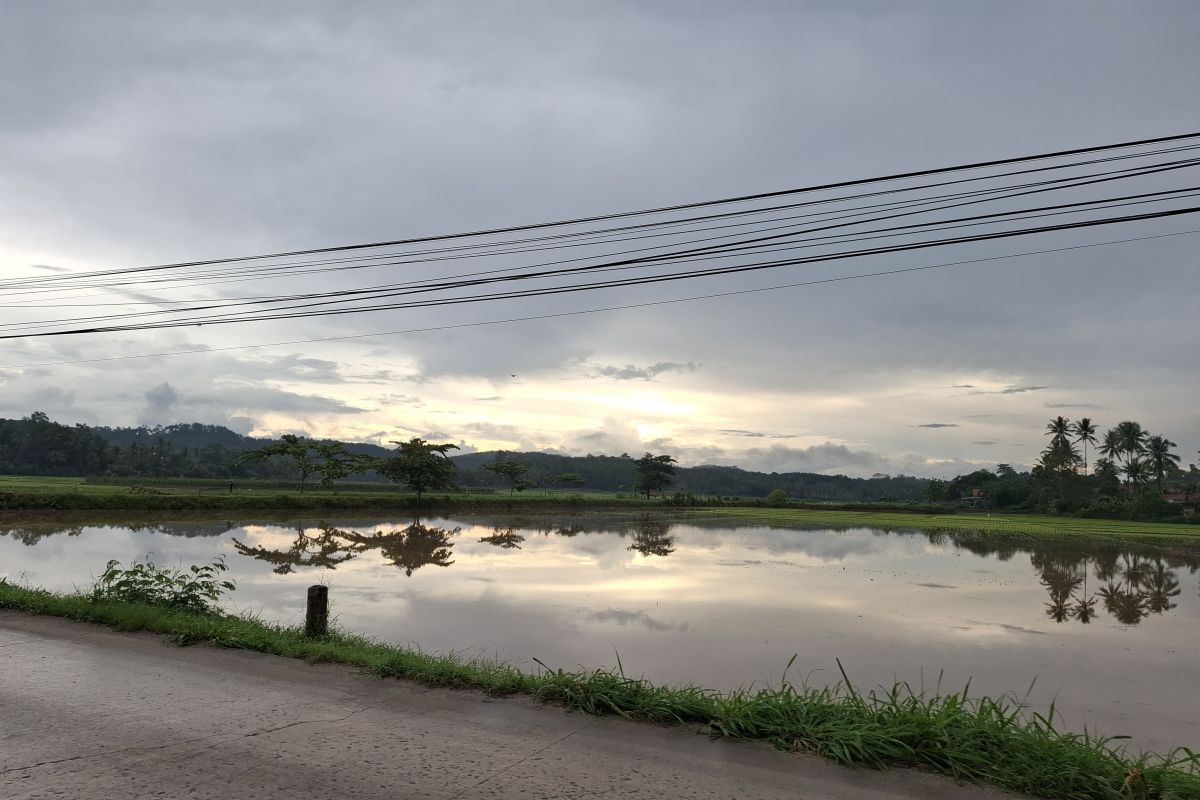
(233, 525), (366, 575)
(1143, 562), (1181, 614)
(629, 517), (675, 557)
(232, 521), (458, 577)
(341, 524), (458, 576)
(940, 531), (1196, 629)
(3, 525), (86, 546)
(479, 528), (525, 549)
(1029, 548), (1186, 627)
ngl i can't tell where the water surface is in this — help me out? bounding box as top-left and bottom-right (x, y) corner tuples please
(3, 512), (1197, 752)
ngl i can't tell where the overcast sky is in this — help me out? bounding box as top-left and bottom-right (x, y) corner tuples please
(1, 1), (1197, 478)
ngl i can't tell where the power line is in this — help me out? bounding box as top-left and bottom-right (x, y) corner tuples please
(3, 228), (1194, 370)
(3, 132), (1197, 290)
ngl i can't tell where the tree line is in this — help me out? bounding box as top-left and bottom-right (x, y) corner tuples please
(0, 412), (931, 501)
(930, 416), (1197, 521)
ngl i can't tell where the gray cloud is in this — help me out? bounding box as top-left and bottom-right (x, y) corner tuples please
(717, 429), (797, 439)
(30, 263), (69, 273)
(966, 385), (1051, 395)
(916, 423), (959, 428)
(139, 381), (179, 425)
(1044, 402), (1107, 410)
(586, 608), (687, 633)
(971, 440), (998, 446)
(593, 361), (699, 381)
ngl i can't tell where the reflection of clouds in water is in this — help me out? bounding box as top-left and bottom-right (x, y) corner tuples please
(586, 608), (688, 633)
(729, 528), (896, 562)
(957, 619), (1047, 636)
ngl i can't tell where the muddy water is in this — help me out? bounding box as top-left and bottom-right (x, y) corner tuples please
(2, 512), (1197, 752)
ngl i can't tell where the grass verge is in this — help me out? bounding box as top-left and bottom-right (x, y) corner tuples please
(2, 581), (1197, 799)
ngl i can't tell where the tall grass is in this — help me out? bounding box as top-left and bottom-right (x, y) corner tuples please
(2, 580), (1196, 799)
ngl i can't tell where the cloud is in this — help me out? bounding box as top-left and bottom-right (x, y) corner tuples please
(716, 429), (796, 439)
(30, 263), (70, 273)
(971, 440), (997, 445)
(193, 385), (368, 415)
(472, 396), (503, 402)
(1044, 402), (1107, 410)
(915, 423), (959, 428)
(966, 385), (1051, 395)
(592, 361), (699, 381)
(138, 381), (179, 425)
(379, 393), (423, 407)
(587, 608), (687, 633)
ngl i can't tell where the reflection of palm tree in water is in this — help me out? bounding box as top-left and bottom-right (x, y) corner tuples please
(629, 517), (675, 557)
(1034, 555), (1082, 624)
(232, 521), (458, 577)
(232, 524), (366, 575)
(1144, 560), (1181, 614)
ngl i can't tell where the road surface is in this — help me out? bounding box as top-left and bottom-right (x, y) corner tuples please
(0, 611), (1016, 799)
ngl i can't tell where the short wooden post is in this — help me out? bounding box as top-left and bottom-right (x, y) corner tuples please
(305, 585), (329, 638)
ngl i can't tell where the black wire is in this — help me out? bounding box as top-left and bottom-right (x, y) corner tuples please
(8, 184), (1196, 332)
(4, 205), (1194, 340)
(3, 132), (1197, 290)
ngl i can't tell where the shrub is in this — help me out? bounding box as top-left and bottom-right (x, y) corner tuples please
(91, 557), (235, 615)
(766, 488), (789, 507)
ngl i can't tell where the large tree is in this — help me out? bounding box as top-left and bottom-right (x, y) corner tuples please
(482, 460), (530, 495)
(238, 434), (323, 492)
(375, 438), (459, 500)
(633, 452), (677, 499)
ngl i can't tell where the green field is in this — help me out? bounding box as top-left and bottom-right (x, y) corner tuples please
(2, 476), (1198, 541)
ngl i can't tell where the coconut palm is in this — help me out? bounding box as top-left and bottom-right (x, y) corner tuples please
(1071, 418), (1098, 475)
(1113, 420), (1148, 467)
(1145, 434), (1180, 491)
(1045, 416), (1072, 445)
(1097, 428), (1122, 463)
(1123, 457), (1151, 491)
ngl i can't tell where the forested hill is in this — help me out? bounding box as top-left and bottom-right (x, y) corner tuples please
(0, 413), (928, 500)
(452, 450), (928, 501)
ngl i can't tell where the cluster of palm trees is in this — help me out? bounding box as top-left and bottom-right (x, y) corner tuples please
(1042, 416), (1181, 490)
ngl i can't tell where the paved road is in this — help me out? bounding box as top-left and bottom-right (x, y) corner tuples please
(0, 612), (1015, 799)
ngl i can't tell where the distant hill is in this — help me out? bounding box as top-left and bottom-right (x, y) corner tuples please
(1, 413), (928, 500)
(452, 450), (928, 501)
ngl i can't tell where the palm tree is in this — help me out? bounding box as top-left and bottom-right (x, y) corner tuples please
(1071, 418), (1098, 475)
(1098, 428), (1122, 463)
(1123, 457), (1150, 491)
(1145, 434), (1180, 491)
(1113, 420), (1148, 467)
(1045, 416), (1072, 445)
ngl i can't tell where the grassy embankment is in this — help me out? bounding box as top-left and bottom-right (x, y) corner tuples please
(2, 581), (1197, 800)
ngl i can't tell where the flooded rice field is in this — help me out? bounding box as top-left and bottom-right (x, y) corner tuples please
(2, 511), (1197, 752)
